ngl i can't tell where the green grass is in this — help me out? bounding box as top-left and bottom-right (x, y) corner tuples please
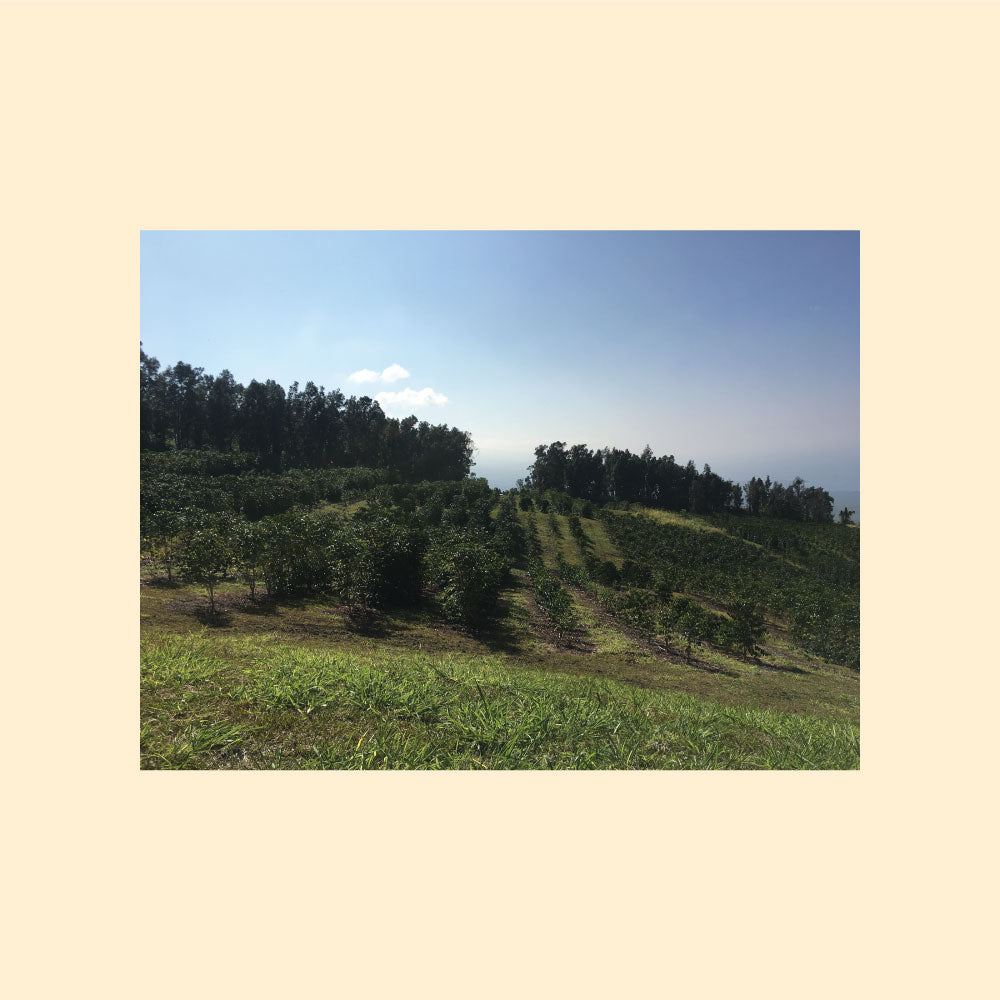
(141, 634), (859, 770)
(577, 516), (623, 565)
(142, 562), (859, 712)
(613, 506), (725, 534)
(519, 510), (623, 569)
(521, 511), (580, 569)
(313, 499), (368, 518)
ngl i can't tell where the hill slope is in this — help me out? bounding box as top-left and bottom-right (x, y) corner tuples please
(140, 489), (859, 768)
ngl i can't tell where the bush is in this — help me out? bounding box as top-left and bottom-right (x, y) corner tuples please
(330, 510), (427, 610)
(429, 532), (508, 625)
(654, 573), (675, 606)
(620, 559), (652, 588)
(727, 597), (767, 659)
(530, 562), (579, 637)
(555, 553), (587, 588)
(670, 597), (716, 662)
(584, 555), (621, 587)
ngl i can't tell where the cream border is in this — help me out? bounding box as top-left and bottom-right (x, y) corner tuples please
(4, 2), (995, 997)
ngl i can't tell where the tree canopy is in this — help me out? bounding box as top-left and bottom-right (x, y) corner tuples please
(526, 441), (835, 522)
(140, 348), (473, 480)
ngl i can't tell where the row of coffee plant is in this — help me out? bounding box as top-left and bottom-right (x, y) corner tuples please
(143, 495), (520, 627)
(596, 509), (858, 668)
(522, 517), (579, 638)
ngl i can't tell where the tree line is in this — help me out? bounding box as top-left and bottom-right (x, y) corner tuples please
(524, 442), (837, 522)
(140, 349), (473, 479)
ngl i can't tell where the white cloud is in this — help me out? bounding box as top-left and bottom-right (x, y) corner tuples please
(380, 363), (410, 383)
(348, 363), (411, 384)
(376, 387), (448, 410)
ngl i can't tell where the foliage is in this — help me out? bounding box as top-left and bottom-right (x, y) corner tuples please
(555, 553), (588, 589)
(177, 524), (233, 612)
(726, 597), (767, 660)
(231, 518), (266, 600)
(428, 530), (509, 625)
(527, 440), (834, 522)
(595, 585), (659, 635)
(529, 562), (579, 638)
(670, 597), (715, 662)
(584, 554), (621, 587)
(331, 507), (428, 610)
(601, 509), (859, 669)
(140, 349), (474, 479)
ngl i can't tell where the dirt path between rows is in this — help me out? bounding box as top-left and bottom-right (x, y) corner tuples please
(565, 585), (739, 676)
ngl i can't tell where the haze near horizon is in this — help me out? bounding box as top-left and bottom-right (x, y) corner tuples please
(140, 230), (859, 492)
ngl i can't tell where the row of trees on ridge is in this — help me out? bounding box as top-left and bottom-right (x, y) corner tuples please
(525, 441), (837, 522)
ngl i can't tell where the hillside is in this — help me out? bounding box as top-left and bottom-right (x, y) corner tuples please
(140, 476), (860, 769)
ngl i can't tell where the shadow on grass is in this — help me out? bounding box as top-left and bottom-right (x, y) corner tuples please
(465, 612), (525, 655)
(240, 597), (280, 617)
(144, 576), (183, 589)
(689, 660), (741, 678)
(344, 607), (394, 638)
(194, 606), (234, 627)
(756, 659), (809, 675)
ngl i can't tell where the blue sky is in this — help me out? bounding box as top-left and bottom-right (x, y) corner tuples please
(140, 231), (859, 490)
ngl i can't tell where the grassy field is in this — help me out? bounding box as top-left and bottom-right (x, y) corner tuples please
(140, 633), (859, 769)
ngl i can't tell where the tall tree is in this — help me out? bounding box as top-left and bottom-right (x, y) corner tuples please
(205, 369), (242, 452)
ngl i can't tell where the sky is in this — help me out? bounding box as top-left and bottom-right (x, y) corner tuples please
(140, 230), (859, 491)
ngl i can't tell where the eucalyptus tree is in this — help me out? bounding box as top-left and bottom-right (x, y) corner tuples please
(205, 370), (243, 453)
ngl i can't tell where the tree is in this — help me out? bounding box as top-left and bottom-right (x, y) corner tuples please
(654, 572), (675, 606)
(529, 562), (578, 638)
(838, 507), (856, 525)
(151, 510), (182, 581)
(671, 597), (712, 663)
(205, 369), (243, 453)
(231, 518), (265, 601)
(727, 597), (767, 660)
(178, 527), (232, 613)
